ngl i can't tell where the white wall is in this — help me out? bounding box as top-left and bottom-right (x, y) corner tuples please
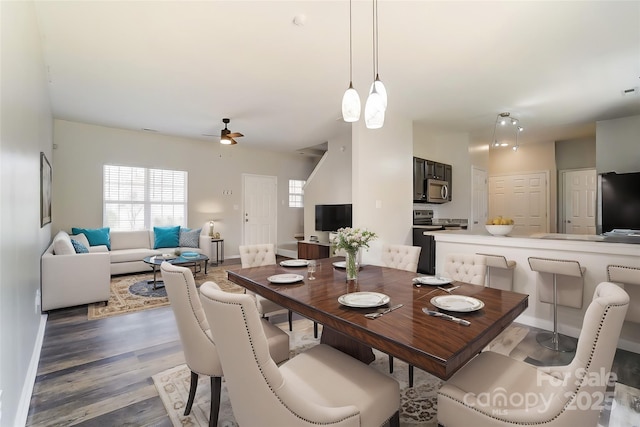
(0, 1), (52, 425)
(303, 132), (352, 243)
(413, 124), (472, 221)
(52, 120), (314, 258)
(596, 115), (640, 174)
(352, 113), (414, 264)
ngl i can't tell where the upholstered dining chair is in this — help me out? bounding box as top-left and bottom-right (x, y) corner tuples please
(199, 281), (401, 427)
(437, 281), (629, 427)
(380, 244), (421, 273)
(239, 243), (293, 331)
(381, 244), (421, 385)
(160, 262), (290, 427)
(443, 253), (487, 285)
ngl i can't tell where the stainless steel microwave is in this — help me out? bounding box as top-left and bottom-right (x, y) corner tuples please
(426, 179), (449, 203)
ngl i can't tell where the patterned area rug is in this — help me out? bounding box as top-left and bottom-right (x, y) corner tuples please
(87, 265), (243, 320)
(153, 320), (529, 427)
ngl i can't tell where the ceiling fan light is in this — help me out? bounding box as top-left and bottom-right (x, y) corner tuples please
(365, 90), (385, 129)
(220, 136), (232, 145)
(342, 83), (361, 122)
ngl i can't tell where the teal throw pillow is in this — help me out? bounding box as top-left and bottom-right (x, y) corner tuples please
(71, 227), (111, 250)
(154, 226), (181, 249)
(70, 239), (89, 253)
(179, 228), (201, 248)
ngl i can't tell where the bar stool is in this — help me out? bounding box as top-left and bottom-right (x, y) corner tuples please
(607, 265), (640, 323)
(528, 257), (585, 352)
(477, 253), (516, 291)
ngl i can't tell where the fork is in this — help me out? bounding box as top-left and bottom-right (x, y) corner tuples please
(437, 285), (460, 294)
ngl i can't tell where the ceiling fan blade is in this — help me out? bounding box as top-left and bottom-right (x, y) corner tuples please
(229, 137), (238, 145)
(227, 132), (243, 138)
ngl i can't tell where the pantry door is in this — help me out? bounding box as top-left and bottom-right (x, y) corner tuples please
(242, 174), (277, 246)
(560, 169), (597, 234)
(488, 172), (549, 235)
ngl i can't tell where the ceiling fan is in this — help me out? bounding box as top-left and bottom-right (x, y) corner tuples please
(219, 118), (243, 145)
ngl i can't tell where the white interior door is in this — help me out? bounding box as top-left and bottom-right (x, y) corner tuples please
(242, 174), (277, 245)
(471, 166), (488, 230)
(561, 169), (597, 234)
(489, 172), (548, 234)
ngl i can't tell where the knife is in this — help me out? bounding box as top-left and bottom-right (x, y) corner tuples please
(422, 308), (471, 326)
(365, 304), (404, 319)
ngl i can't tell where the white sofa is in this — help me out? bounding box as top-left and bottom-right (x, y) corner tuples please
(41, 224), (212, 311)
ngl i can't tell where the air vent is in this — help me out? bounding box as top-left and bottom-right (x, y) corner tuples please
(621, 87), (639, 96)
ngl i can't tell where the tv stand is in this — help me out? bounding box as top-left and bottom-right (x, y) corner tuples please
(298, 241), (330, 260)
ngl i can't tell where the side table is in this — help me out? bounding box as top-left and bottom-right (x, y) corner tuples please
(210, 238), (224, 265)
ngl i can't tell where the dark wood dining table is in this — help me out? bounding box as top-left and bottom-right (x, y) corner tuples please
(227, 257), (529, 380)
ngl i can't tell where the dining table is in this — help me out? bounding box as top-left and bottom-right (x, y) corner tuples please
(227, 257), (529, 380)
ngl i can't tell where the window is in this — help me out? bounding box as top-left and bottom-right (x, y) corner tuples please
(104, 165), (187, 231)
(289, 179), (305, 208)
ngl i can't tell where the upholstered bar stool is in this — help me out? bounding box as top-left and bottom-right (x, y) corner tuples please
(607, 264), (640, 323)
(528, 257), (585, 352)
(477, 253), (516, 291)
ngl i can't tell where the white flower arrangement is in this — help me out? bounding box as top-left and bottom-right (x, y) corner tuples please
(332, 227), (378, 253)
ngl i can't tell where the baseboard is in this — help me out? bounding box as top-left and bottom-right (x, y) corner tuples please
(15, 313), (47, 426)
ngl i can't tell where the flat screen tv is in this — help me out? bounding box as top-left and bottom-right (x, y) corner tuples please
(315, 204), (352, 231)
(600, 172), (640, 233)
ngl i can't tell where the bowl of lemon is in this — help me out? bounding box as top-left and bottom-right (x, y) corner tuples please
(485, 217), (515, 236)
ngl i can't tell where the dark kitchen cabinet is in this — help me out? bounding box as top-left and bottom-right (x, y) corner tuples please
(413, 157), (427, 202)
(413, 156), (453, 202)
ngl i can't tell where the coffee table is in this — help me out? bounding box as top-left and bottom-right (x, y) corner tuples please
(143, 253), (210, 289)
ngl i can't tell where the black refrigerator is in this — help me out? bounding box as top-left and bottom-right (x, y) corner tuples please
(600, 172), (640, 234)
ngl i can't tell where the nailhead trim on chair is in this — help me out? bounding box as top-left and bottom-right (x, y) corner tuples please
(200, 292), (363, 426)
(438, 300), (627, 425)
(607, 264), (640, 282)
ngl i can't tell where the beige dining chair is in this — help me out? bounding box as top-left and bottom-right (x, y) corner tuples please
(607, 264), (640, 323)
(239, 243), (293, 331)
(437, 281), (629, 427)
(199, 281), (401, 427)
(380, 243), (421, 385)
(160, 262), (290, 427)
(380, 244), (422, 273)
(443, 253), (487, 285)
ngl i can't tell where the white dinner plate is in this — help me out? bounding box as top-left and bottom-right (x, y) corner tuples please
(332, 261), (346, 268)
(267, 274), (304, 284)
(430, 295), (485, 312)
(280, 259), (310, 267)
(338, 292), (390, 308)
(413, 276), (453, 286)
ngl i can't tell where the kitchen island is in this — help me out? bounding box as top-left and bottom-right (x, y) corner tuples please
(429, 229), (640, 353)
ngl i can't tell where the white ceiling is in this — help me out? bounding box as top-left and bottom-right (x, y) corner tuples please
(33, 1), (640, 153)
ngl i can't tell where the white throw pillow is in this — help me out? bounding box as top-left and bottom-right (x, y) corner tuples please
(52, 231), (75, 255)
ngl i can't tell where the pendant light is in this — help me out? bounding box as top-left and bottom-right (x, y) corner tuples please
(341, 0), (360, 122)
(365, 0), (385, 129)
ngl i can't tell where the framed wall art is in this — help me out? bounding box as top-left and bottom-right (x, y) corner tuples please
(40, 152), (52, 227)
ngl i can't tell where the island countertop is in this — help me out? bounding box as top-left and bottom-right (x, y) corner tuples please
(430, 229), (640, 354)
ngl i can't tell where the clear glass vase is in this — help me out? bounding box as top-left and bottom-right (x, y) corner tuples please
(345, 248), (361, 287)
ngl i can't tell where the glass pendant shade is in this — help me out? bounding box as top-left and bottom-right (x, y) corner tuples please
(369, 76), (387, 109)
(365, 89), (385, 129)
(342, 83), (361, 122)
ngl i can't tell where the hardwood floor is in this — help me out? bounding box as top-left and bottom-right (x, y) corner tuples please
(28, 304), (183, 426)
(27, 257), (640, 426)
